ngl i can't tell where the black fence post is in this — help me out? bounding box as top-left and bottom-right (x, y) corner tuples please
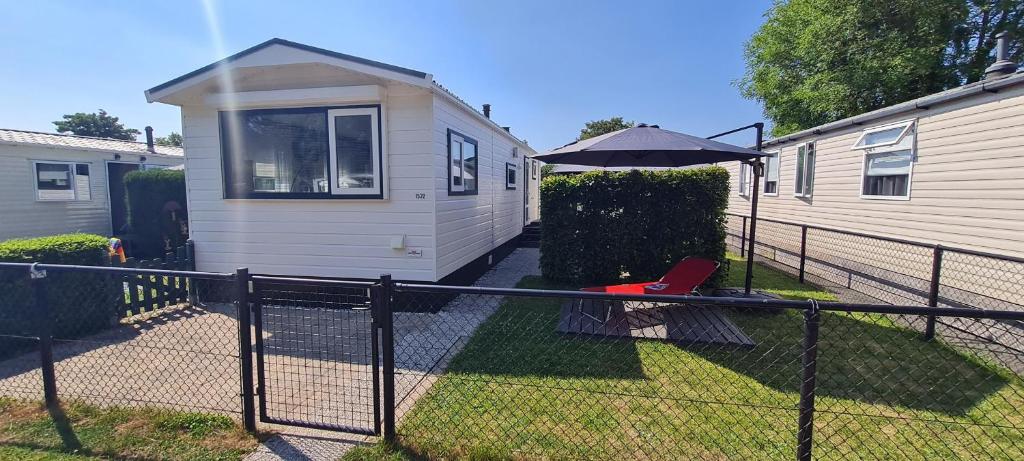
(924, 245), (944, 341)
(740, 216), (748, 256)
(235, 267), (257, 433)
(31, 265), (58, 408)
(796, 302), (820, 461)
(185, 240), (197, 306)
(379, 274), (397, 444)
(799, 225), (808, 284)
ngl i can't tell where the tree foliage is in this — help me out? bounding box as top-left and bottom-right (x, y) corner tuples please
(578, 117), (635, 141)
(53, 109), (141, 140)
(741, 0), (1023, 136)
(156, 132), (183, 147)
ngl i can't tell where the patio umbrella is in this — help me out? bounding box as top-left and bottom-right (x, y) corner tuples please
(533, 123), (766, 296)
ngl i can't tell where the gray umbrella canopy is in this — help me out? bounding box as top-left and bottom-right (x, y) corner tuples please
(534, 124), (763, 167)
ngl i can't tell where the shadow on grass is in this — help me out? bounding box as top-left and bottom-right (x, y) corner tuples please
(696, 309), (1010, 416)
(445, 293), (647, 380)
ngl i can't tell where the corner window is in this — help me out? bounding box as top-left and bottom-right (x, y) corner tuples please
(854, 121), (915, 200)
(763, 151), (780, 195)
(34, 162), (90, 201)
(738, 163), (751, 197)
(448, 129), (478, 195)
(219, 105), (383, 199)
(531, 160), (538, 179)
(506, 163), (517, 189)
(794, 142), (815, 197)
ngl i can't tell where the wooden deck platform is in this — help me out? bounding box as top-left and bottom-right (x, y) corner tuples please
(557, 299), (755, 348)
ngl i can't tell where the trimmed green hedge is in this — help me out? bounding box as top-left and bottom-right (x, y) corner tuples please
(0, 234), (119, 357)
(124, 169), (188, 258)
(539, 167), (730, 286)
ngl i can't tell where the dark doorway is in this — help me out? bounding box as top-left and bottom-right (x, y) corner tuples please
(107, 162), (139, 234)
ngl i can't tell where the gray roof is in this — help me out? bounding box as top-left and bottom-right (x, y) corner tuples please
(764, 70), (1024, 147)
(0, 128), (184, 157)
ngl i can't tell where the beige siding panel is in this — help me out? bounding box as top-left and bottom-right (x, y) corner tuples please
(433, 95), (527, 278)
(0, 144), (182, 241)
(180, 88), (439, 280)
(726, 86), (1024, 259)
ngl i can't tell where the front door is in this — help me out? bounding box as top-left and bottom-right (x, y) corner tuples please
(524, 158), (530, 225)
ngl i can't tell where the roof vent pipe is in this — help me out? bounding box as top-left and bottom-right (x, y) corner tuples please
(144, 126), (155, 153)
(985, 32), (1018, 80)
(482, 104), (491, 119)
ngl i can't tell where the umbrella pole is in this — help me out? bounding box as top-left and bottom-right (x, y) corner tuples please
(744, 122), (764, 296)
(744, 160), (763, 296)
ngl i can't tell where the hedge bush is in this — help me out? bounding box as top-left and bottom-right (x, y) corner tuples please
(0, 234), (119, 357)
(539, 167), (730, 287)
(124, 169), (188, 258)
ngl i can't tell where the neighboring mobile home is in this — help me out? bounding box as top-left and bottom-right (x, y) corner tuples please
(723, 68), (1024, 258)
(0, 129), (184, 241)
(146, 38), (541, 282)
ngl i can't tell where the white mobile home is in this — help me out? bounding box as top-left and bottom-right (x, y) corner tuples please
(0, 129), (184, 241)
(723, 68), (1024, 258)
(146, 38), (542, 282)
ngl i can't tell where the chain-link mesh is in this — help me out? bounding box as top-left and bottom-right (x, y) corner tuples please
(0, 264), (240, 415)
(385, 286), (1024, 460)
(253, 277), (378, 433)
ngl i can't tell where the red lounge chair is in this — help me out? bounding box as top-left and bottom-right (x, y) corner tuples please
(581, 257), (721, 296)
(576, 257), (720, 322)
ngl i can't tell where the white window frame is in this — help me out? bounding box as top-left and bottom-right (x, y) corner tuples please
(762, 150), (780, 196)
(32, 160), (91, 202)
(327, 107), (382, 197)
(854, 120), (916, 201)
(738, 163), (751, 197)
(505, 162), (517, 189)
(851, 119), (915, 150)
(793, 142), (815, 198)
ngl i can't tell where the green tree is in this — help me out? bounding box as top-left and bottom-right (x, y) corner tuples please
(156, 132), (183, 147)
(53, 109), (140, 140)
(578, 117), (635, 140)
(741, 0), (1022, 136)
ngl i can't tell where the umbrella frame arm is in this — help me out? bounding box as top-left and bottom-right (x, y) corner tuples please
(708, 122), (765, 296)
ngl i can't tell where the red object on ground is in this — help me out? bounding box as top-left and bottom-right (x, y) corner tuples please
(581, 257), (720, 295)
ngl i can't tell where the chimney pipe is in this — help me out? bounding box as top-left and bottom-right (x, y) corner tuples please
(985, 32), (1018, 80)
(144, 126), (155, 152)
(482, 104), (491, 119)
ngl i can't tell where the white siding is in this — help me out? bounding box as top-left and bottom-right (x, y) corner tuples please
(0, 145), (180, 241)
(433, 95), (528, 279)
(180, 87), (439, 280)
(724, 84), (1024, 258)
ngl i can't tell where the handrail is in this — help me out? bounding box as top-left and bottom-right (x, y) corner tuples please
(0, 261), (234, 280)
(725, 212), (1024, 264)
(394, 282), (1024, 321)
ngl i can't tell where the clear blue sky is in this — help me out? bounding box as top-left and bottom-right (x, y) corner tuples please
(0, 0), (772, 150)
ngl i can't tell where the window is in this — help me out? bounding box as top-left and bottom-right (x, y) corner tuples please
(793, 142), (815, 197)
(506, 163), (517, 189)
(531, 160), (538, 179)
(852, 120), (914, 150)
(854, 120), (916, 199)
(448, 129), (478, 195)
(763, 151), (780, 195)
(219, 105), (383, 199)
(738, 163), (751, 196)
(34, 162), (90, 201)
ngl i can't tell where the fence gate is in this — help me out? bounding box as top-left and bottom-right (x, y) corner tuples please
(251, 277), (380, 434)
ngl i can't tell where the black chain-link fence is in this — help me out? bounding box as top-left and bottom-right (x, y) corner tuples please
(0, 262), (240, 415)
(2, 261), (1023, 459)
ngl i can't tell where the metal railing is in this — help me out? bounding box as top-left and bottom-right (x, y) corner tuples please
(726, 212), (1024, 341)
(2, 262), (1023, 459)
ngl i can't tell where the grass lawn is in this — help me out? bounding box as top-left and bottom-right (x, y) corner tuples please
(349, 256), (1024, 460)
(0, 398), (259, 460)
